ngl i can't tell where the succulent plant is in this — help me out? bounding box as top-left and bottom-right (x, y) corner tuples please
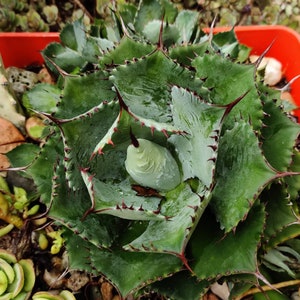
(32, 290), (76, 300)
(0, 249), (35, 299)
(0, 176), (40, 232)
(6, 0), (300, 299)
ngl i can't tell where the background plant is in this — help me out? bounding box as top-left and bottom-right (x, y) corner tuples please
(0, 249), (35, 299)
(6, 0), (300, 299)
(1, 0), (300, 33)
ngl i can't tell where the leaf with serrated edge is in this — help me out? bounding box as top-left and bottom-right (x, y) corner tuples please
(169, 86), (226, 188)
(124, 182), (208, 255)
(261, 183), (300, 250)
(150, 270), (210, 300)
(192, 53), (263, 130)
(49, 164), (121, 249)
(210, 121), (276, 232)
(101, 36), (155, 68)
(110, 50), (203, 123)
(190, 204), (265, 280)
(59, 100), (119, 189)
(261, 97), (300, 171)
(82, 170), (164, 221)
(64, 229), (182, 298)
(54, 71), (115, 119)
(91, 95), (182, 158)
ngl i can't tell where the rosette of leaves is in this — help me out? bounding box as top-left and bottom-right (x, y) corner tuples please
(0, 249), (35, 299)
(7, 0), (300, 299)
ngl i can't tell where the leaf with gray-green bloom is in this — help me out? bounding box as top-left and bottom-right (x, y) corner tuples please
(23, 83), (61, 114)
(210, 121), (276, 232)
(174, 10), (199, 44)
(124, 182), (208, 255)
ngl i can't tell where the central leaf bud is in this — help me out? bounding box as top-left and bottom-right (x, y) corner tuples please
(125, 138), (181, 192)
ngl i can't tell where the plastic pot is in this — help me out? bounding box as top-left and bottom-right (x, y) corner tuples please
(0, 25), (300, 118)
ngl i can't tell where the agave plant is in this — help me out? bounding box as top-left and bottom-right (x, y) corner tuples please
(6, 0), (300, 299)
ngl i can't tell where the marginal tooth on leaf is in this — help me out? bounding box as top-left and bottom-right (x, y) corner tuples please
(150, 126), (155, 135)
(88, 174), (95, 182)
(208, 144), (217, 151)
(142, 244), (150, 251)
(188, 205), (199, 212)
(121, 201), (127, 209)
(107, 139), (114, 146)
(138, 205), (144, 211)
(116, 204), (121, 210)
(186, 226), (192, 232)
(210, 134), (219, 142)
(207, 157), (216, 163)
(161, 129), (169, 138)
(64, 147), (71, 153)
(127, 244), (139, 251)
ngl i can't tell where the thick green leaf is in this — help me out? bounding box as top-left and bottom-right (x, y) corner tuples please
(211, 29), (239, 59)
(169, 43), (208, 65)
(124, 182), (207, 254)
(262, 246), (299, 278)
(265, 225), (300, 251)
(190, 204), (265, 279)
(210, 121), (276, 232)
(64, 229), (182, 298)
(49, 164), (122, 249)
(100, 36), (155, 67)
(150, 271), (210, 300)
(285, 150), (300, 200)
(60, 20), (86, 53)
(192, 53), (263, 130)
(91, 99), (180, 158)
(23, 83), (61, 114)
(261, 183), (300, 249)
(42, 20), (114, 74)
(174, 10), (198, 44)
(54, 71), (115, 119)
(6, 143), (40, 168)
(42, 42), (86, 74)
(58, 100), (120, 189)
(170, 86), (225, 188)
(110, 49), (203, 123)
(24, 132), (63, 204)
(133, 0), (177, 34)
(143, 20), (179, 47)
(82, 172), (164, 221)
(261, 98), (300, 171)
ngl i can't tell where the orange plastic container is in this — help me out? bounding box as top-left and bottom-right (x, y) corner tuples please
(0, 26), (300, 118)
(0, 32), (60, 68)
